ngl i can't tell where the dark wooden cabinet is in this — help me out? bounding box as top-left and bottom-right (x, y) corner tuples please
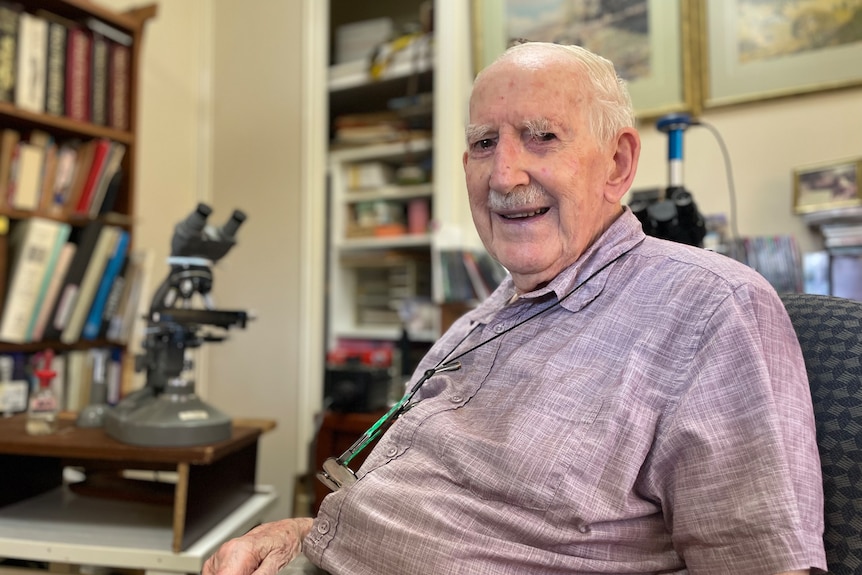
(313, 409), (386, 513)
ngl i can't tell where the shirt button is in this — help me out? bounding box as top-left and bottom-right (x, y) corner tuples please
(493, 323), (505, 333)
(450, 395), (463, 403)
(385, 445), (398, 457)
(577, 524), (591, 534)
(317, 519), (330, 534)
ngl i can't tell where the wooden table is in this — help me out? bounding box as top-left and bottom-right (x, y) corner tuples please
(0, 414), (275, 555)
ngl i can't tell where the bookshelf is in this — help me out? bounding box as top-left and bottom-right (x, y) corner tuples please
(0, 0), (155, 411)
(324, 0), (493, 366)
(326, 0), (439, 354)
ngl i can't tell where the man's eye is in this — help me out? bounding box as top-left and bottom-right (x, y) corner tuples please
(534, 131), (556, 142)
(473, 138), (494, 150)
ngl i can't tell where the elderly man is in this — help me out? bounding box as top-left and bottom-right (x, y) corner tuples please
(203, 42), (826, 575)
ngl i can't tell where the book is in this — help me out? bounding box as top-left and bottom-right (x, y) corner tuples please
(0, 215), (9, 318)
(0, 218), (66, 343)
(63, 348), (93, 411)
(97, 256), (127, 338)
(108, 41), (130, 130)
(96, 169), (122, 216)
(81, 228), (128, 340)
(43, 220), (104, 341)
(13, 11), (47, 113)
(63, 138), (96, 214)
(106, 347), (122, 404)
(48, 140), (79, 213)
(37, 139), (58, 212)
(107, 248), (153, 344)
(9, 141), (45, 210)
(0, 1), (20, 103)
(43, 15), (67, 116)
(24, 220), (70, 342)
(89, 31), (108, 125)
(60, 224), (120, 343)
(461, 250), (491, 300)
(0, 128), (19, 204)
(87, 142), (125, 217)
(30, 241), (75, 341)
(65, 25), (91, 123)
(74, 138), (111, 214)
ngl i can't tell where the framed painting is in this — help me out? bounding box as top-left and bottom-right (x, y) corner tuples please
(793, 157), (862, 215)
(701, 0), (862, 107)
(471, 0), (698, 119)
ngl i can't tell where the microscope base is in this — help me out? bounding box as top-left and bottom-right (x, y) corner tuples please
(105, 389), (232, 447)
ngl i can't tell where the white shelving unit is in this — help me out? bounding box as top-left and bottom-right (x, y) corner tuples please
(324, 0), (476, 350)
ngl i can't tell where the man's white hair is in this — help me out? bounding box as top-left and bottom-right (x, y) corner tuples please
(480, 42), (636, 145)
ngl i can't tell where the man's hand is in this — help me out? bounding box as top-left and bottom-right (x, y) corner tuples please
(203, 517), (314, 575)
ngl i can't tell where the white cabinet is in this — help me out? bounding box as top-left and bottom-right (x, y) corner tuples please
(325, 0), (477, 350)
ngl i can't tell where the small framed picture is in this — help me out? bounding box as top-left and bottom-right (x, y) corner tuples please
(793, 158), (862, 215)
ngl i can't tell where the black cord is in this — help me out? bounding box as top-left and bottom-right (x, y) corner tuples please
(437, 249), (632, 370)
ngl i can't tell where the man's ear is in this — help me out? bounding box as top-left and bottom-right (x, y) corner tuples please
(604, 128), (640, 203)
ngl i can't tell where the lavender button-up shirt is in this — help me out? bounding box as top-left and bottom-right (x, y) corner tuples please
(305, 209), (826, 575)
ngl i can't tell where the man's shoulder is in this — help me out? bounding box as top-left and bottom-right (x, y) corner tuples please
(635, 236), (766, 285)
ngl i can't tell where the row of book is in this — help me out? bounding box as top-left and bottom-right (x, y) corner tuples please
(0, 1), (132, 129)
(0, 217), (154, 344)
(819, 222), (862, 250)
(437, 249), (508, 303)
(0, 347), (124, 415)
(740, 235), (804, 295)
(0, 128), (125, 216)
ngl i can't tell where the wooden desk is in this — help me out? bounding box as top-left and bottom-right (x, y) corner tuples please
(0, 414), (274, 553)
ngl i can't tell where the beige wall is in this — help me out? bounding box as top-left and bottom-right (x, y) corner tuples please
(98, 0), (861, 526)
(632, 87), (862, 255)
(98, 0), (314, 522)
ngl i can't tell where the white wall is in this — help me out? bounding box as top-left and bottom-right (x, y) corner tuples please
(96, 0), (861, 526)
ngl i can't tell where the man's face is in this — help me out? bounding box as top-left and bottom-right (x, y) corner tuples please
(463, 56), (622, 292)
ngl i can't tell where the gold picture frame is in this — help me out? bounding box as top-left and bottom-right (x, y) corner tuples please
(699, 0), (862, 108)
(470, 0), (700, 119)
(793, 157), (862, 215)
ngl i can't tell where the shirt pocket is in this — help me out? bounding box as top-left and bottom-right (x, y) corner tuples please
(436, 398), (603, 511)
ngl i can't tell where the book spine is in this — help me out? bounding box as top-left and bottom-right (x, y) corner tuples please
(65, 27), (91, 123)
(107, 41), (130, 130)
(81, 229), (128, 340)
(0, 219), (62, 343)
(90, 33), (108, 125)
(44, 18), (66, 116)
(14, 12), (47, 113)
(0, 2), (19, 103)
(60, 225), (118, 343)
(24, 222), (71, 342)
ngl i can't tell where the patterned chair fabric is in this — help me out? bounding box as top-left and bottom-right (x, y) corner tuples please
(780, 293), (862, 575)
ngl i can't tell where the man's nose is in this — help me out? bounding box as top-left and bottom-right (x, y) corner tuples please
(489, 138), (529, 192)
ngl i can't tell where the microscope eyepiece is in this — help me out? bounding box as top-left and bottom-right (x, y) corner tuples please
(220, 210), (247, 240)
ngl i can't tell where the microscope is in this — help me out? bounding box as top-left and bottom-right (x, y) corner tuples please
(104, 203), (250, 447)
(629, 113), (707, 247)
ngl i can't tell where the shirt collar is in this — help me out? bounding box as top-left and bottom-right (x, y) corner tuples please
(467, 208), (646, 323)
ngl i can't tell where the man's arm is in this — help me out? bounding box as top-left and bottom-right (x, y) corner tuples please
(203, 517), (314, 575)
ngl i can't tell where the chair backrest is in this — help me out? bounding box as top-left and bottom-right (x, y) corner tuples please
(779, 292), (862, 575)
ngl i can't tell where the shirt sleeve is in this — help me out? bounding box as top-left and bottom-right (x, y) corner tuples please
(647, 283), (827, 574)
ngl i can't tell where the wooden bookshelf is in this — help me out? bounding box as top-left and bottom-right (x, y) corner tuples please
(0, 0), (155, 409)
